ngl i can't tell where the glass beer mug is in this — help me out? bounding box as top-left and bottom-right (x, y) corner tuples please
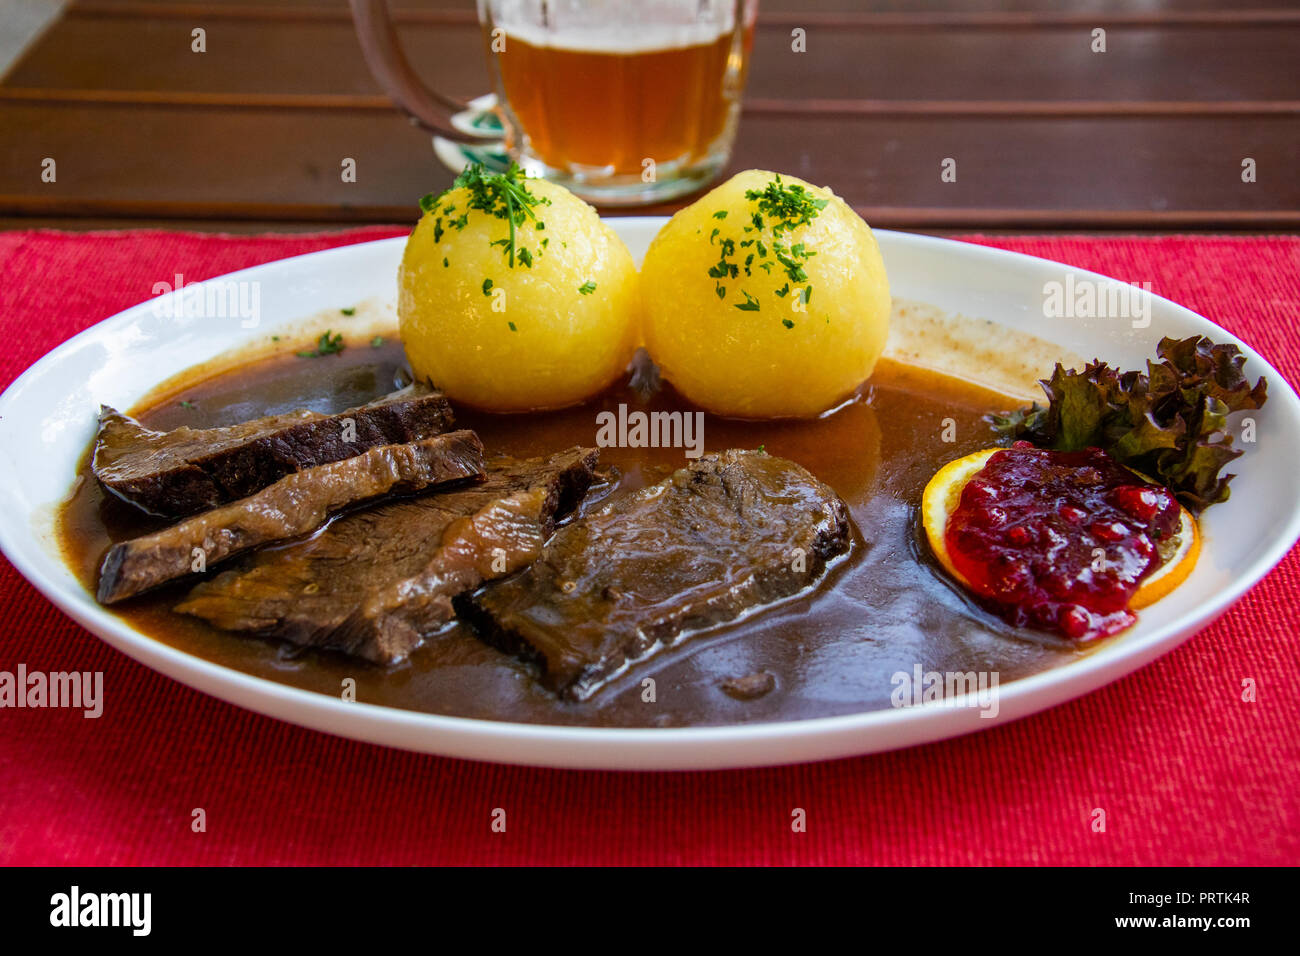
(351, 0), (758, 205)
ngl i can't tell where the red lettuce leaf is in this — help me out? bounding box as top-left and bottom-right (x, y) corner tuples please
(987, 336), (1268, 512)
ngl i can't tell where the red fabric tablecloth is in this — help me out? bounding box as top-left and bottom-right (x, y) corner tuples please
(1, 228), (1297, 866)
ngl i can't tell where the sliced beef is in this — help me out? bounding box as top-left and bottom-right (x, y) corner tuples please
(97, 430), (486, 604)
(93, 383), (454, 517)
(458, 450), (851, 700)
(175, 447), (599, 664)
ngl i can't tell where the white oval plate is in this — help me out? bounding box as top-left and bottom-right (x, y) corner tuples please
(2, 222), (1298, 770)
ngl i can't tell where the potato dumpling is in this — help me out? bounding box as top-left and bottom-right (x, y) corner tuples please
(399, 166), (640, 411)
(640, 169), (891, 418)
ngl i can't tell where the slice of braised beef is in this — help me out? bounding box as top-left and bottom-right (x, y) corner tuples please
(97, 430), (486, 604)
(457, 450), (851, 700)
(93, 382), (454, 517)
(175, 447), (599, 665)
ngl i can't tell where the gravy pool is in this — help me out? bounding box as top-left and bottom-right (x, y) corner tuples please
(59, 343), (1083, 727)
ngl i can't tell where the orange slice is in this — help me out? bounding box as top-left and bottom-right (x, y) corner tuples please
(1130, 505), (1199, 608)
(921, 448), (1199, 610)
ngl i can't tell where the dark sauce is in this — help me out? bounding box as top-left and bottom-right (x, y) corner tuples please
(946, 443), (1180, 640)
(58, 342), (1085, 727)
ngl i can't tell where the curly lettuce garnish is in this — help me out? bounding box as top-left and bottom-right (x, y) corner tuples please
(987, 336), (1267, 512)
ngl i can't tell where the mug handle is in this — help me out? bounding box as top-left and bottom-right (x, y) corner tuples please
(349, 0), (505, 143)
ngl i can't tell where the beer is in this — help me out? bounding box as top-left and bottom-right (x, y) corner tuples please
(352, 0), (755, 203)
(490, 24), (750, 177)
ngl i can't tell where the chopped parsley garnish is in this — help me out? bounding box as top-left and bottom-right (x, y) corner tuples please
(705, 174), (829, 319)
(508, 321), (517, 331)
(340, 307), (355, 316)
(774, 247), (811, 283)
(296, 330), (344, 358)
(782, 318), (795, 329)
(578, 281), (597, 295)
(178, 400), (195, 409)
(745, 174), (829, 236)
(482, 278), (494, 295)
(420, 162), (551, 271)
(370, 335), (384, 348)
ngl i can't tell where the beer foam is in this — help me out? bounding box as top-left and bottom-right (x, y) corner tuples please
(500, 19), (734, 54)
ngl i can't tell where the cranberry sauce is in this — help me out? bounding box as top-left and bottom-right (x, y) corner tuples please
(945, 442), (1181, 640)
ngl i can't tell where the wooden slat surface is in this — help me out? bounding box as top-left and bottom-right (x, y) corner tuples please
(8, 14), (1300, 105)
(0, 0), (1297, 229)
(62, 0), (1300, 14)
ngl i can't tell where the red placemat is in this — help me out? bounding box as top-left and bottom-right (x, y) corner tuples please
(1, 229), (1297, 866)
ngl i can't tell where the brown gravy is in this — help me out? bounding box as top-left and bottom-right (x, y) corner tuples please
(58, 343), (1083, 727)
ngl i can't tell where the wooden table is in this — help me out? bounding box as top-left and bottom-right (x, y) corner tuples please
(1, 0), (1297, 232)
